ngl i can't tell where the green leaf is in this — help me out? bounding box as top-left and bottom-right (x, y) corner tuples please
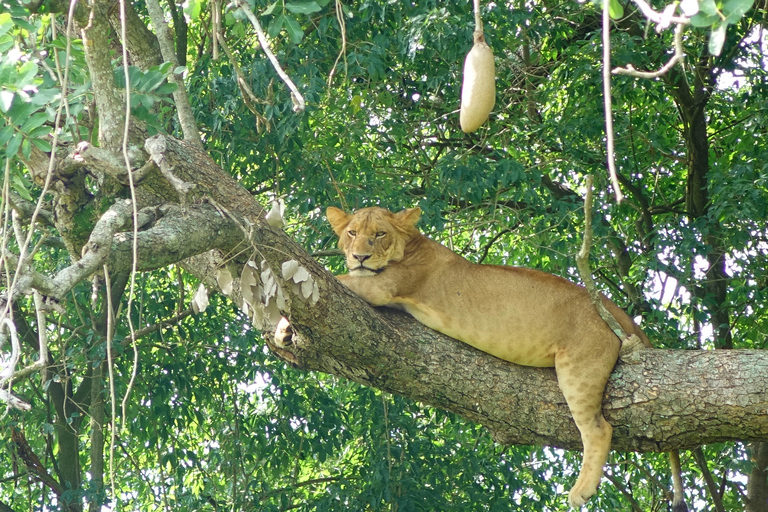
(158, 61), (174, 75)
(17, 61), (38, 87)
(708, 21), (728, 55)
(0, 59), (16, 88)
(128, 65), (144, 86)
(698, 0), (719, 16)
(30, 88), (60, 106)
(722, 0), (755, 23)
(6, 131), (21, 159)
(154, 82), (178, 95)
(184, 0), (202, 20)
(268, 14), (285, 37)
(262, 1), (279, 15)
(0, 34), (13, 54)
(285, 1), (323, 14)
(139, 70), (166, 93)
(0, 13), (12, 37)
(690, 11), (719, 26)
(31, 137), (52, 152)
(608, 0), (624, 19)
(284, 15), (304, 44)
(7, 101), (36, 126)
(11, 171), (33, 201)
(20, 111), (48, 133)
(21, 137), (30, 159)
(0, 124), (13, 146)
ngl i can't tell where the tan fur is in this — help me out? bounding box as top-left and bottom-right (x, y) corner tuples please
(326, 206), (651, 508)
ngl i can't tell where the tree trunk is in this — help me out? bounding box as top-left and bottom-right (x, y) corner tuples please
(747, 442), (768, 512)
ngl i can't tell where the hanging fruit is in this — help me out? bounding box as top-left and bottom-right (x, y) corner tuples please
(459, 0), (495, 133)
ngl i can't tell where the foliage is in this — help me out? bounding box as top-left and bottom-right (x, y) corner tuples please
(1, 0), (767, 510)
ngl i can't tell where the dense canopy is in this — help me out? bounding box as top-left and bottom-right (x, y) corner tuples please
(1, 0), (767, 510)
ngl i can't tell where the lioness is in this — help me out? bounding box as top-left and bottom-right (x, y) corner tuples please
(326, 205), (651, 508)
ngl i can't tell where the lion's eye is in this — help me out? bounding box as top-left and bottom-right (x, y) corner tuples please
(348, 230), (356, 237)
(375, 231), (386, 238)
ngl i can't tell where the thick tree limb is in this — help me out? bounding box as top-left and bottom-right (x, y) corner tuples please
(15, 131), (767, 457)
(110, 133), (768, 455)
(280, 303), (768, 453)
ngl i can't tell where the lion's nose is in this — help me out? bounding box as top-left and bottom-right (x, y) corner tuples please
(353, 254), (371, 264)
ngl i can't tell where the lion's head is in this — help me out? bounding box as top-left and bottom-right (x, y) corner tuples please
(326, 206), (421, 275)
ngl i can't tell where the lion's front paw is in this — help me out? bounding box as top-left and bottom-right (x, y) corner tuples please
(567, 482), (596, 509)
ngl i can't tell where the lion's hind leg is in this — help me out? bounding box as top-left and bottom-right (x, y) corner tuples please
(555, 345), (619, 508)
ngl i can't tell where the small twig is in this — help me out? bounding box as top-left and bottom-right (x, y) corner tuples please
(119, 308), (194, 348)
(692, 447), (727, 512)
(11, 291), (49, 381)
(0, 389), (30, 411)
(216, 32), (270, 130)
(575, 176), (627, 339)
(602, 0), (623, 203)
(212, 0), (221, 60)
(628, 0), (690, 27)
(0, 296), (47, 412)
(327, 0), (348, 87)
(0, 317), (21, 388)
(603, 470), (645, 512)
(477, 228), (513, 264)
(613, 23), (686, 78)
(311, 248), (344, 258)
(235, 0), (306, 112)
(7, 192), (55, 227)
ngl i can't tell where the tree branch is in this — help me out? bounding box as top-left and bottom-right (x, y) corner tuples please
(80, 0), (126, 150)
(6, 202), (244, 302)
(613, 23), (686, 78)
(145, 0), (203, 147)
(234, 0), (306, 112)
(101, 132), (768, 455)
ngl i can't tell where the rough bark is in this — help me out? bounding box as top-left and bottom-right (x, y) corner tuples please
(80, 0), (126, 151)
(14, 129), (768, 457)
(281, 303), (768, 453)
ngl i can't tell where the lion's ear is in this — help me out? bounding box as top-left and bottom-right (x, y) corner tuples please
(326, 206), (352, 236)
(396, 207), (421, 228)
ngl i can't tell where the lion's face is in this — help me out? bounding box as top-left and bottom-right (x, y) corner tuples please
(326, 206), (421, 276)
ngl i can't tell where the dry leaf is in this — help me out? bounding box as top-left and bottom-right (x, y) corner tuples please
(292, 266), (310, 283)
(252, 303), (265, 327)
(191, 284), (209, 314)
(265, 199), (286, 228)
(301, 278), (313, 299)
(216, 267), (234, 296)
(241, 261), (260, 308)
(311, 282), (319, 304)
(282, 259), (299, 280)
(264, 300), (282, 327)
